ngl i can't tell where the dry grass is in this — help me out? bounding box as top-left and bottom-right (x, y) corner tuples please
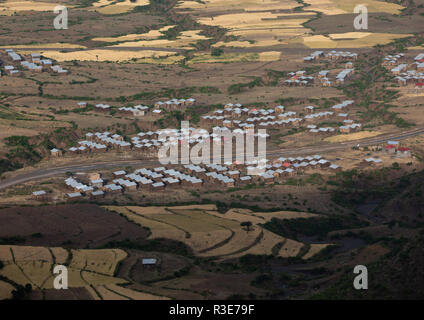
(279, 239), (304, 257)
(11, 245), (52, 262)
(303, 33), (412, 48)
(70, 249), (127, 276)
(91, 0), (150, 15)
(2, 43), (86, 49)
(325, 131), (382, 143)
(50, 247), (69, 265)
(105, 205), (318, 258)
(303, 0), (404, 15)
(178, 1), (310, 47)
(0, 1), (66, 16)
(0, 280), (14, 300)
(223, 229), (286, 259)
(40, 49), (177, 62)
(109, 29), (209, 50)
(93, 25), (176, 42)
(0, 245), (129, 290)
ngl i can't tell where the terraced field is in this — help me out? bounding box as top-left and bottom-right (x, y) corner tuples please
(104, 205), (330, 260)
(0, 245), (167, 300)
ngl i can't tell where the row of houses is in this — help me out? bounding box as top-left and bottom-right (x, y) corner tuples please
(382, 53), (405, 66)
(386, 53), (424, 87)
(303, 50), (358, 62)
(154, 98), (196, 110)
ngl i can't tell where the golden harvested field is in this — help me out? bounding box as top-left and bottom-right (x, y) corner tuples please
(11, 245), (52, 262)
(279, 239), (304, 257)
(303, 0), (405, 15)
(0, 245), (130, 291)
(0, 1), (65, 16)
(50, 247), (69, 265)
(39, 49), (178, 62)
(109, 29), (209, 50)
(0, 280), (14, 300)
(91, 0), (150, 15)
(223, 229), (285, 259)
(3, 43), (86, 49)
(324, 131), (382, 143)
(178, 0), (311, 47)
(105, 206), (327, 259)
(177, 0), (298, 12)
(93, 25), (176, 42)
(303, 33), (412, 48)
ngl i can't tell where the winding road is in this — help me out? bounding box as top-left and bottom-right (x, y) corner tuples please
(1, 126), (424, 190)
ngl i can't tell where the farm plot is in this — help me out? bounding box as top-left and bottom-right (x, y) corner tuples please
(279, 238), (304, 257)
(95, 284), (169, 300)
(0, 245), (129, 292)
(303, 0), (405, 15)
(109, 29), (210, 50)
(178, 0), (312, 47)
(90, 0), (150, 15)
(40, 49), (178, 63)
(0, 1), (67, 16)
(70, 249), (127, 276)
(303, 33), (412, 48)
(92, 25), (176, 42)
(128, 206), (234, 254)
(207, 208), (317, 224)
(188, 51), (281, 64)
(105, 206), (327, 259)
(324, 131), (382, 143)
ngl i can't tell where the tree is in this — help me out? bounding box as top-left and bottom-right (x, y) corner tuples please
(241, 221), (253, 232)
(211, 48), (224, 57)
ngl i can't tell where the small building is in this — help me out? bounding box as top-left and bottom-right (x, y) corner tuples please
(397, 147), (411, 158)
(66, 192), (82, 201)
(90, 190), (105, 199)
(32, 190), (48, 201)
(384, 145), (396, 154)
(142, 258), (157, 265)
(113, 170), (126, 178)
(50, 148), (62, 158)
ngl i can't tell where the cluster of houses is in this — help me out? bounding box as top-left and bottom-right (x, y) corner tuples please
(383, 140), (412, 157)
(200, 101), (360, 135)
(283, 70), (314, 86)
(303, 50), (358, 62)
(0, 50), (68, 76)
(91, 102), (164, 116)
(283, 66), (355, 88)
(389, 53), (424, 87)
(154, 98), (196, 110)
(59, 153), (345, 200)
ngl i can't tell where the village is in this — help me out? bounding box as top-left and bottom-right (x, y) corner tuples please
(0, 49), (68, 77)
(21, 48), (420, 204)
